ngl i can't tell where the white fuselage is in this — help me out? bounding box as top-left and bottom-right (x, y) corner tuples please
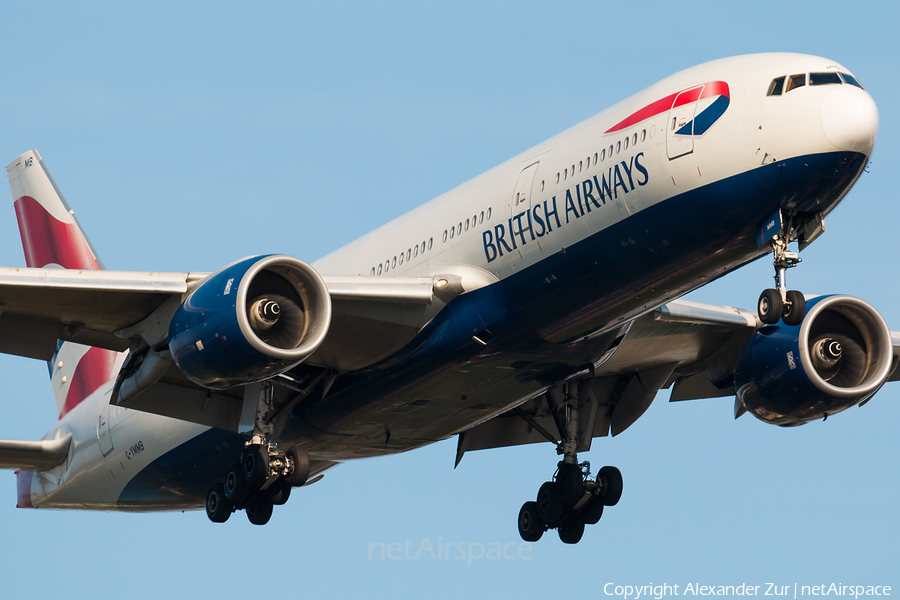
(21, 53), (878, 510)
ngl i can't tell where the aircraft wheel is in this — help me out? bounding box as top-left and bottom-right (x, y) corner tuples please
(517, 501), (544, 542)
(782, 290), (806, 326)
(555, 463), (584, 506)
(246, 497), (274, 526)
(580, 496), (604, 525)
(537, 481), (565, 523)
(598, 466), (623, 506)
(268, 479), (291, 506)
(558, 516), (585, 544)
(223, 465), (249, 506)
(241, 444), (269, 487)
(758, 289), (783, 325)
(206, 483), (232, 523)
(284, 445), (310, 487)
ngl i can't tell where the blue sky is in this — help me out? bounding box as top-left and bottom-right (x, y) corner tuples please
(1, 1), (898, 597)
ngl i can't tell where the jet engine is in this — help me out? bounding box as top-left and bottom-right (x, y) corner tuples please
(168, 255), (332, 388)
(734, 295), (894, 426)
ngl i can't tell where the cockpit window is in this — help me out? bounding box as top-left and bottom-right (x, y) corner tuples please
(810, 72), (842, 86)
(767, 76), (785, 96)
(786, 73), (806, 92)
(840, 72), (864, 89)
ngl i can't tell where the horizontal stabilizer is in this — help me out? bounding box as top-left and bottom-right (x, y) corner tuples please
(0, 433), (71, 470)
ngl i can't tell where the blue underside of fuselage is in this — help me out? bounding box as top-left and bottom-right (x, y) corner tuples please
(119, 150), (867, 508)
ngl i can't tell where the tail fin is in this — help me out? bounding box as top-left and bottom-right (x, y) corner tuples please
(6, 150), (119, 418)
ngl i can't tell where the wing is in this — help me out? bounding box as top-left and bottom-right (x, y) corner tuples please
(0, 265), (484, 364)
(456, 298), (900, 462)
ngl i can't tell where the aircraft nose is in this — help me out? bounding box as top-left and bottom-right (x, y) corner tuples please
(821, 87), (878, 154)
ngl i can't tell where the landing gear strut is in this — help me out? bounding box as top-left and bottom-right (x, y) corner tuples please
(206, 381), (311, 525)
(516, 383), (623, 544)
(758, 232), (806, 326)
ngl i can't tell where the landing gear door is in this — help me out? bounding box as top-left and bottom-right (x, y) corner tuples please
(666, 85), (702, 160)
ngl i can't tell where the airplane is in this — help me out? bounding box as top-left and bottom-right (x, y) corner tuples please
(0, 52), (890, 545)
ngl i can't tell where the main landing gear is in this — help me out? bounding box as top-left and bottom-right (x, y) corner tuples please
(757, 232), (806, 326)
(516, 384), (623, 545)
(206, 442), (310, 525)
(206, 381), (310, 525)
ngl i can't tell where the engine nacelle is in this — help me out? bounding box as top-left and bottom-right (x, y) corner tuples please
(735, 295), (893, 426)
(168, 255), (332, 388)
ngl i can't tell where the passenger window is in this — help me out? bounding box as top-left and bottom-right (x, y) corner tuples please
(414, 245), (418, 257)
(465, 218), (469, 231)
(421, 241), (426, 253)
(407, 249), (411, 261)
(556, 172), (560, 184)
(377, 264), (383, 275)
(540, 180), (544, 192)
(593, 152), (598, 165)
(810, 72), (842, 86)
(632, 133), (637, 146)
(384, 260), (390, 273)
(472, 214), (477, 226)
(578, 160), (582, 172)
(767, 76), (785, 96)
(450, 227), (454, 239)
(487, 207), (491, 220)
(608, 145), (613, 157)
(616, 141), (621, 154)
(443, 230), (448, 243)
(564, 168), (567, 180)
(370, 267), (376, 276)
(624, 136), (629, 150)
(640, 129), (646, 142)
(786, 74), (806, 92)
(840, 72), (864, 89)
(428, 237), (433, 250)
(571, 164), (574, 175)
(399, 253), (404, 265)
(457, 223), (462, 235)
(479, 211), (484, 223)
(601, 148), (606, 161)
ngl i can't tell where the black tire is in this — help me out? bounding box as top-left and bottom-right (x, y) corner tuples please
(783, 290), (806, 326)
(246, 498), (274, 526)
(241, 444), (269, 487)
(555, 463), (584, 506)
(223, 465), (249, 506)
(557, 516), (585, 544)
(517, 501), (544, 542)
(268, 479), (291, 506)
(536, 481), (564, 523)
(206, 483), (232, 523)
(284, 446), (310, 487)
(580, 496), (604, 525)
(598, 465), (623, 506)
(758, 289), (783, 325)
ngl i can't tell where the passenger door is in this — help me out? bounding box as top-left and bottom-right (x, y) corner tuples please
(666, 85), (703, 160)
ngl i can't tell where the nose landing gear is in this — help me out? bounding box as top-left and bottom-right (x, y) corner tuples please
(758, 233), (806, 326)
